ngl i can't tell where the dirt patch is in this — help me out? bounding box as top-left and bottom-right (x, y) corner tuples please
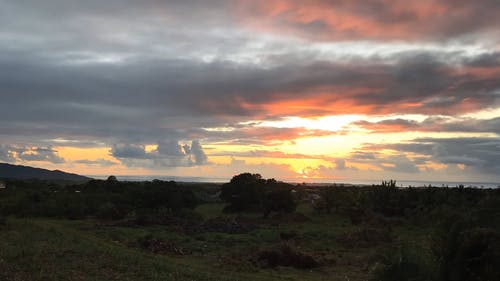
(188, 217), (258, 234)
(136, 234), (187, 255)
(252, 243), (320, 269)
(105, 215), (258, 234)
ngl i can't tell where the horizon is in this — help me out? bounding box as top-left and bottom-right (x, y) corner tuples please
(1, 1), (499, 183)
(89, 174), (500, 188)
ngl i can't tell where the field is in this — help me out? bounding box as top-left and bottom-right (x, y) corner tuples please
(0, 203), (432, 281)
(0, 176), (499, 281)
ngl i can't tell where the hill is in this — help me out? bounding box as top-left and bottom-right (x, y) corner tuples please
(0, 163), (91, 182)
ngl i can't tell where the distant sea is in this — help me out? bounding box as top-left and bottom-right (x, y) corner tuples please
(89, 175), (500, 189)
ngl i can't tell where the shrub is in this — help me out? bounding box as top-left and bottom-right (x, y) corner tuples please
(370, 245), (435, 281)
(263, 189), (297, 216)
(254, 243), (320, 269)
(446, 228), (500, 281)
(97, 202), (124, 220)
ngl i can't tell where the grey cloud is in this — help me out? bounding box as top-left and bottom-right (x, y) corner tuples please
(157, 140), (186, 157)
(349, 151), (378, 160)
(0, 145), (15, 162)
(0, 0), (498, 176)
(238, 0), (500, 42)
(1, 51), (498, 148)
(364, 137), (500, 175)
(380, 155), (420, 174)
(111, 144), (147, 159)
(464, 52), (500, 68)
(18, 147), (64, 164)
(335, 159), (346, 170)
(74, 159), (118, 167)
(0, 145), (65, 164)
(354, 116), (500, 134)
(111, 140), (208, 168)
(190, 140), (208, 165)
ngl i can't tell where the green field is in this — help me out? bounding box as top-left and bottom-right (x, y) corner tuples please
(0, 177), (499, 281)
(0, 203), (433, 281)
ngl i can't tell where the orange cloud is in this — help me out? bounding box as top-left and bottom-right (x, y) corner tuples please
(235, 0), (499, 41)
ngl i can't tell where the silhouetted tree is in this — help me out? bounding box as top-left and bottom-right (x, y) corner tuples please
(107, 175), (118, 182)
(220, 173), (266, 212)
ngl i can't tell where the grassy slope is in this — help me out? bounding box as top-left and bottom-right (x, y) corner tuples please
(0, 203), (433, 281)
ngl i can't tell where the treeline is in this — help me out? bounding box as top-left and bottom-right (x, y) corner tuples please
(307, 185), (500, 281)
(0, 177), (200, 220)
(1, 173), (499, 280)
(220, 174), (500, 281)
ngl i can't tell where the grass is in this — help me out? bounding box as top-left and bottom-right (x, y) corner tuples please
(0, 204), (435, 281)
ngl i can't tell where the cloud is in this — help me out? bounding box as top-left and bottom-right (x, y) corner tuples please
(0, 145), (15, 162)
(353, 116), (500, 134)
(157, 140), (186, 157)
(111, 140), (208, 168)
(380, 155), (420, 174)
(354, 119), (421, 133)
(111, 144), (147, 159)
(0, 145), (65, 164)
(0, 1), (498, 179)
(1, 51), (498, 148)
(202, 126), (337, 145)
(236, 0), (500, 42)
(17, 147), (65, 163)
(362, 137), (500, 175)
(74, 158), (118, 167)
(190, 140), (208, 165)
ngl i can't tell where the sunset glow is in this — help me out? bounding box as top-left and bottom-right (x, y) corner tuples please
(0, 0), (499, 183)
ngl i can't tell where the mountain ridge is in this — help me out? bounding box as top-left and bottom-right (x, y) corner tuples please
(0, 162), (91, 182)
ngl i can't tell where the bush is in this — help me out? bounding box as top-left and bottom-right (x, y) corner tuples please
(446, 228), (500, 281)
(173, 208), (204, 221)
(370, 245), (436, 281)
(263, 189), (297, 216)
(254, 243), (320, 269)
(97, 202), (124, 220)
(337, 227), (392, 248)
(0, 215), (6, 227)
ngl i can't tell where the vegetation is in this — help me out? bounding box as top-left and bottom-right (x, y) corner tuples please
(220, 173), (297, 215)
(0, 173), (498, 280)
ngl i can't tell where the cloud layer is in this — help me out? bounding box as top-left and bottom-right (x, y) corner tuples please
(0, 0), (498, 181)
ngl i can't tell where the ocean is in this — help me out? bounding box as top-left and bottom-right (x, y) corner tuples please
(89, 175), (500, 188)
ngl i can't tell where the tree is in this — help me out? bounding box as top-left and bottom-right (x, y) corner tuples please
(220, 173), (266, 212)
(107, 175), (118, 182)
(263, 189), (297, 217)
(220, 173), (297, 214)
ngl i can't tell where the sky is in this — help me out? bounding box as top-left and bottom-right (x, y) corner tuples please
(0, 0), (499, 183)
